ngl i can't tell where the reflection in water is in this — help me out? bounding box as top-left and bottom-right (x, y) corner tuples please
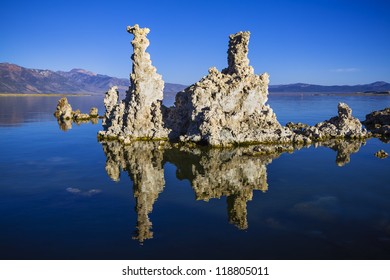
(318, 139), (366, 167)
(164, 147), (275, 230)
(101, 141), (287, 242)
(101, 141), (165, 243)
(57, 118), (73, 131)
(57, 118), (99, 131)
(100, 139), (367, 242)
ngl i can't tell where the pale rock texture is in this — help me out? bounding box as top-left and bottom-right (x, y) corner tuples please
(72, 109), (90, 120)
(288, 103), (368, 140)
(54, 97), (73, 120)
(99, 25), (168, 142)
(102, 86), (121, 132)
(89, 107), (98, 118)
(54, 97), (99, 128)
(375, 149), (388, 159)
(363, 107), (390, 141)
(166, 31), (303, 146)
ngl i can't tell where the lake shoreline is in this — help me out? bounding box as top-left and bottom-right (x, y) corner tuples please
(0, 93), (93, 97)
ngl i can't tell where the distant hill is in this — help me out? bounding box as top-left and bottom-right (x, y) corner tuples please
(0, 63), (187, 100)
(2, 63), (389, 103)
(269, 81), (390, 93)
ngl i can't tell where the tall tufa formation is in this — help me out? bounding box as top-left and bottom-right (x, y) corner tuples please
(99, 25), (368, 146)
(98, 24), (168, 143)
(166, 31), (303, 146)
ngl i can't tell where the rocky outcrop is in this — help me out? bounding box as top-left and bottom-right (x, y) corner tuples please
(375, 149), (388, 159)
(72, 109), (90, 121)
(165, 31), (305, 146)
(363, 107), (390, 141)
(54, 97), (100, 130)
(99, 26), (310, 146)
(98, 25), (168, 143)
(54, 97), (73, 120)
(98, 25), (375, 147)
(89, 107), (98, 118)
(287, 103), (368, 141)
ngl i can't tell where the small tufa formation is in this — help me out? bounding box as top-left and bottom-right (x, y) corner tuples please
(288, 103), (368, 140)
(54, 97), (73, 120)
(89, 107), (98, 118)
(375, 149), (388, 159)
(72, 109), (90, 121)
(54, 97), (100, 129)
(166, 31), (304, 146)
(98, 25), (168, 143)
(363, 107), (390, 141)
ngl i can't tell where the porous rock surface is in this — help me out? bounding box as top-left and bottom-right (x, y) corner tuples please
(99, 25), (372, 147)
(165, 31), (304, 146)
(363, 107), (390, 140)
(374, 149), (388, 159)
(98, 25), (168, 143)
(89, 107), (98, 118)
(287, 103), (368, 140)
(54, 97), (73, 120)
(54, 97), (99, 120)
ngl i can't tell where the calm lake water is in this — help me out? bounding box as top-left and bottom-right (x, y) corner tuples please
(0, 94), (389, 260)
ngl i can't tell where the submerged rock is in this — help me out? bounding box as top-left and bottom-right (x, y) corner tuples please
(375, 149), (388, 159)
(363, 107), (390, 141)
(98, 25), (168, 142)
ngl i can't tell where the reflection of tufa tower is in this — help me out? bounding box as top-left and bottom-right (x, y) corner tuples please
(100, 141), (289, 238)
(192, 149), (269, 230)
(164, 147), (279, 230)
(100, 141), (165, 243)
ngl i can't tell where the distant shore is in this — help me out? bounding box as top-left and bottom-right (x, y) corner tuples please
(269, 91), (390, 96)
(0, 93), (93, 97)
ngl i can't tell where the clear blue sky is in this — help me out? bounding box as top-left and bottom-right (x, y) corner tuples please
(1, 0), (389, 85)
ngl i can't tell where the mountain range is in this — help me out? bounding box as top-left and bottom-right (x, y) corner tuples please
(0, 63), (187, 99)
(269, 82), (390, 93)
(1, 63), (389, 99)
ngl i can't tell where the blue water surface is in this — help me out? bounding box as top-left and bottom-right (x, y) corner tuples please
(0, 94), (389, 259)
